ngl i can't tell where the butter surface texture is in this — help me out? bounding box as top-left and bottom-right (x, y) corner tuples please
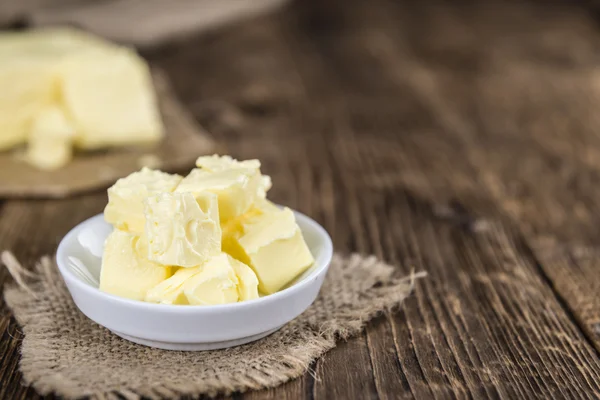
(183, 254), (239, 305)
(61, 47), (163, 150)
(25, 106), (75, 170)
(145, 266), (199, 305)
(104, 168), (182, 234)
(145, 253), (258, 305)
(0, 28), (163, 168)
(145, 191), (221, 267)
(229, 256), (260, 301)
(100, 229), (172, 301)
(224, 207), (314, 294)
(100, 156), (314, 305)
(176, 155), (271, 221)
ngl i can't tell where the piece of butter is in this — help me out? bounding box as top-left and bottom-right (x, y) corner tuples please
(196, 154), (273, 198)
(104, 167), (182, 233)
(145, 253), (258, 305)
(60, 47), (164, 150)
(145, 266), (199, 305)
(176, 155), (271, 221)
(229, 256), (260, 301)
(25, 106), (75, 170)
(0, 27), (163, 168)
(183, 254), (239, 305)
(100, 229), (173, 301)
(223, 206), (314, 294)
(195, 154), (261, 171)
(144, 191), (221, 267)
(0, 64), (56, 151)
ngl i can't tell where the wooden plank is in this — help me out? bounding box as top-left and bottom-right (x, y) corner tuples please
(243, 375), (312, 400)
(364, 315), (415, 400)
(530, 244), (600, 349)
(384, 190), (600, 399)
(312, 336), (379, 400)
(279, 1), (600, 398)
(314, 0), (600, 355)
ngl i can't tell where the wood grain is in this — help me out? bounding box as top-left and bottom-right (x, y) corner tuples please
(2, 0), (600, 399)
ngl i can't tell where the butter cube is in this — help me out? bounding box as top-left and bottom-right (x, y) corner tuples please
(176, 155), (271, 221)
(60, 47), (164, 150)
(0, 27), (117, 152)
(183, 254), (239, 305)
(0, 27), (163, 162)
(196, 154), (273, 198)
(144, 191), (221, 267)
(145, 253), (258, 305)
(195, 154), (261, 171)
(104, 168), (182, 233)
(0, 64), (56, 151)
(145, 266), (199, 305)
(223, 207), (314, 294)
(25, 106), (75, 170)
(229, 256), (260, 301)
(100, 229), (173, 301)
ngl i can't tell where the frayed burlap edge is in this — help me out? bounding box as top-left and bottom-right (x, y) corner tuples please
(2, 251), (425, 400)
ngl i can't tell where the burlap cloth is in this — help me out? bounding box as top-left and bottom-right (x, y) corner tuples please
(2, 251), (424, 399)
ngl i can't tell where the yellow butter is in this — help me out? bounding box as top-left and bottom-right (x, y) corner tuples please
(0, 28), (163, 167)
(144, 191), (221, 267)
(0, 28), (112, 152)
(104, 167), (182, 233)
(223, 207), (314, 294)
(183, 254), (240, 305)
(25, 106), (75, 170)
(145, 266), (199, 305)
(145, 253), (258, 305)
(196, 154), (273, 199)
(177, 155), (271, 221)
(175, 168), (259, 222)
(229, 256), (260, 301)
(195, 154), (262, 171)
(60, 47), (164, 150)
(0, 64), (56, 151)
(100, 229), (173, 301)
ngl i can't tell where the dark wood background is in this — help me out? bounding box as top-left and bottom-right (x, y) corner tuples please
(2, 0), (600, 398)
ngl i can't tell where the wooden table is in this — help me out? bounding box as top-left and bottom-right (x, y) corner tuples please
(2, 0), (600, 398)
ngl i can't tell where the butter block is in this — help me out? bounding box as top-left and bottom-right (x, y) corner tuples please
(104, 167), (182, 233)
(0, 27), (163, 171)
(177, 155), (271, 221)
(0, 65), (56, 151)
(196, 154), (272, 198)
(145, 253), (256, 305)
(183, 254), (239, 305)
(0, 27), (116, 152)
(60, 47), (164, 150)
(195, 154), (261, 171)
(100, 229), (172, 301)
(223, 207), (314, 294)
(145, 266), (199, 305)
(144, 191), (221, 267)
(229, 256), (260, 301)
(25, 105), (75, 170)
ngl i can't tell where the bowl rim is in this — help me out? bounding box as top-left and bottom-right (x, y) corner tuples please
(56, 208), (333, 313)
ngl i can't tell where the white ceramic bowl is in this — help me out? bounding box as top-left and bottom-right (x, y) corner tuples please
(56, 210), (333, 351)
